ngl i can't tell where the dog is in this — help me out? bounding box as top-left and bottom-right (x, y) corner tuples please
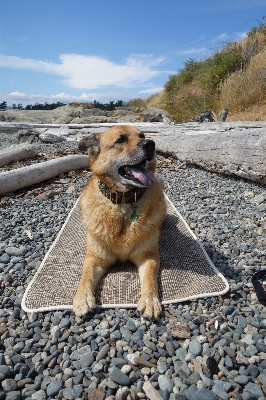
(73, 125), (167, 320)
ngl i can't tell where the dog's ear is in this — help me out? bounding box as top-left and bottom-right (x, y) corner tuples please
(78, 134), (100, 155)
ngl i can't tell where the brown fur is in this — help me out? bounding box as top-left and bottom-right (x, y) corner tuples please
(73, 125), (166, 319)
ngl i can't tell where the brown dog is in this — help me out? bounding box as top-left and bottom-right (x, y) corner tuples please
(73, 125), (166, 319)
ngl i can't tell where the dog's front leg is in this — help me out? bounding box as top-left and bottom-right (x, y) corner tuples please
(131, 253), (162, 320)
(73, 252), (111, 316)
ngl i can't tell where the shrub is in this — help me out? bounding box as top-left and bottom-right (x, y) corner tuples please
(125, 98), (147, 108)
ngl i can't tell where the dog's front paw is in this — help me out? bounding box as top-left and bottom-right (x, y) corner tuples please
(137, 294), (162, 320)
(73, 292), (96, 317)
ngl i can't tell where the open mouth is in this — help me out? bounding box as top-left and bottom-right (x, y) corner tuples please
(118, 160), (154, 187)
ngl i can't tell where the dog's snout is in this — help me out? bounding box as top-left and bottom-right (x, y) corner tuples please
(138, 139), (155, 160)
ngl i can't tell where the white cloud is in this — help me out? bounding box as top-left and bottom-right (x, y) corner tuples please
(0, 53), (167, 90)
(139, 87), (163, 94)
(176, 47), (207, 55)
(211, 31), (247, 44)
(2, 90), (138, 106)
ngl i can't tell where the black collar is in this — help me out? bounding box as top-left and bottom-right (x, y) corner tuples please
(98, 180), (146, 205)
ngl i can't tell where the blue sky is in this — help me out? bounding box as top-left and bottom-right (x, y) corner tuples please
(0, 0), (265, 106)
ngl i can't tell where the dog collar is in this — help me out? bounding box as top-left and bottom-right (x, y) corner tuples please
(98, 180), (146, 206)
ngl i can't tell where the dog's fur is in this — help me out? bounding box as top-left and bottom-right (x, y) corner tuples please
(73, 125), (166, 319)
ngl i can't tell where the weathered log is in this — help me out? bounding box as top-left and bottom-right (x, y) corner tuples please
(154, 129), (266, 184)
(0, 143), (38, 168)
(0, 155), (89, 195)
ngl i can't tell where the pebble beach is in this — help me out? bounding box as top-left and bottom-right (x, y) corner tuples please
(0, 142), (266, 400)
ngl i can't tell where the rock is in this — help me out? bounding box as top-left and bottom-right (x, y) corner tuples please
(0, 365), (10, 381)
(116, 387), (130, 400)
(171, 323), (191, 339)
(96, 344), (110, 362)
(5, 246), (27, 256)
(5, 392), (21, 400)
(134, 356), (157, 368)
(234, 375), (249, 385)
(109, 367), (131, 386)
(158, 375), (174, 392)
(190, 110), (215, 123)
(189, 340), (203, 357)
(87, 388), (106, 400)
(31, 390), (46, 399)
(212, 381), (229, 400)
(1, 379), (17, 392)
(165, 341), (175, 357)
(143, 381), (163, 400)
(259, 374), (266, 387)
(184, 384), (198, 400)
(46, 380), (63, 397)
(80, 354), (94, 368)
(244, 382), (264, 399)
(222, 305), (235, 315)
(141, 367), (151, 376)
(62, 388), (76, 400)
(194, 388), (219, 400)
(126, 320), (138, 332)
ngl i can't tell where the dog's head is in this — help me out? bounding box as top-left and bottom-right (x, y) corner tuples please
(79, 125), (157, 191)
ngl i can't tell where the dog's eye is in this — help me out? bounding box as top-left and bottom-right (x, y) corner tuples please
(115, 135), (127, 144)
(139, 133), (145, 139)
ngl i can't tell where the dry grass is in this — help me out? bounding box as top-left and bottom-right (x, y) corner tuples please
(68, 102), (82, 107)
(218, 49), (266, 112)
(146, 92), (166, 108)
(81, 103), (93, 110)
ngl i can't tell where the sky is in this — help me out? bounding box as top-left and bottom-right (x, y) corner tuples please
(0, 0), (265, 107)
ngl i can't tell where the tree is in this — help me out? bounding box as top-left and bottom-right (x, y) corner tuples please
(0, 101), (7, 109)
(17, 104), (23, 109)
(12, 104), (17, 109)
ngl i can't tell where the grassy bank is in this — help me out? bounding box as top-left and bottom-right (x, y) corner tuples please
(146, 21), (266, 123)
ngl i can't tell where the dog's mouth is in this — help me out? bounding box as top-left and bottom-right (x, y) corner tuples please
(118, 160), (154, 187)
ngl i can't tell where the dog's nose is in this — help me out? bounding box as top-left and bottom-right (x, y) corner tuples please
(138, 139), (155, 160)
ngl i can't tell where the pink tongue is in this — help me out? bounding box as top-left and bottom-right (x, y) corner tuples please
(128, 165), (154, 186)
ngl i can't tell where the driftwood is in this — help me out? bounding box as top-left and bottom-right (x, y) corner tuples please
(0, 144), (38, 168)
(0, 155), (89, 195)
(154, 129), (266, 184)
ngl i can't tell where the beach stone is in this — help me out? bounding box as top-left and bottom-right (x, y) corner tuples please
(157, 361), (168, 373)
(5, 246), (27, 256)
(109, 367), (131, 386)
(245, 383), (264, 398)
(222, 305), (235, 315)
(175, 348), (188, 360)
(126, 320), (138, 332)
(158, 375), (174, 392)
(80, 354), (94, 368)
(86, 388), (106, 400)
(59, 317), (71, 328)
(189, 340), (202, 357)
(112, 358), (128, 369)
(5, 392), (21, 400)
(96, 344), (110, 362)
(62, 388), (76, 400)
(234, 375), (249, 385)
(259, 374), (266, 387)
(194, 388), (219, 400)
(212, 382), (229, 400)
(0, 365), (10, 381)
(166, 341), (175, 357)
(1, 379), (17, 392)
(184, 372), (201, 386)
(46, 380), (63, 397)
(93, 363), (104, 373)
(141, 367), (151, 376)
(31, 390), (46, 399)
(184, 384), (198, 400)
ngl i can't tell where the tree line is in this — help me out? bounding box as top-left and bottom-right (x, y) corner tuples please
(0, 100), (125, 111)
